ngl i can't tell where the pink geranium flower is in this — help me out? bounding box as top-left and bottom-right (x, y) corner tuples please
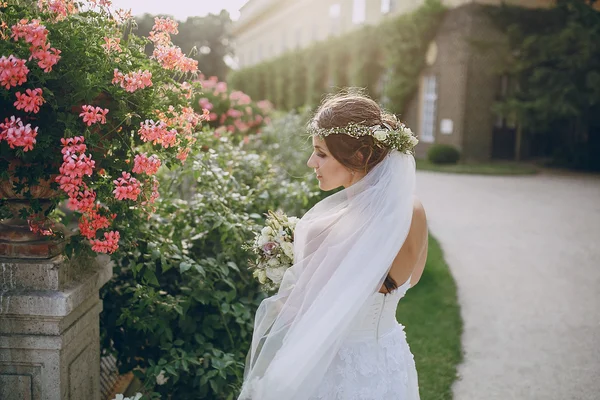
(79, 105), (109, 126)
(90, 230), (120, 253)
(11, 19), (49, 48)
(112, 68), (153, 92)
(79, 206), (114, 239)
(29, 43), (61, 72)
(113, 171), (142, 201)
(102, 36), (121, 53)
(152, 17), (179, 35)
(132, 153), (161, 175)
(0, 55), (29, 89)
(152, 45), (198, 73)
(137, 119), (178, 148)
(14, 88), (45, 113)
(0, 116), (38, 151)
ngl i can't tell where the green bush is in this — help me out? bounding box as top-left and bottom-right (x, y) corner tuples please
(427, 144), (461, 164)
(100, 132), (322, 399)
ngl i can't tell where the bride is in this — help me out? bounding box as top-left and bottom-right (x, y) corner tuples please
(238, 89), (428, 400)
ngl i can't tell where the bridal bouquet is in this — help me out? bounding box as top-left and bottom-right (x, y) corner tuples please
(247, 210), (299, 291)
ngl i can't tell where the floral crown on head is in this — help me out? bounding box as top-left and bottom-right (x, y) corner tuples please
(308, 120), (419, 155)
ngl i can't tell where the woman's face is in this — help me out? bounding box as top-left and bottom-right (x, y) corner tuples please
(307, 136), (361, 191)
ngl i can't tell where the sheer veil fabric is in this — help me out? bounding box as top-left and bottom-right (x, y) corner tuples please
(238, 150), (416, 400)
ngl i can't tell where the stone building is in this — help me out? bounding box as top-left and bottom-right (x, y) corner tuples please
(232, 0), (555, 161)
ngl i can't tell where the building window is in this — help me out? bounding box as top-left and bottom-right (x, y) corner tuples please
(329, 3), (341, 18)
(352, 0), (366, 24)
(295, 27), (302, 48)
(381, 0), (396, 13)
(329, 4), (341, 36)
(420, 75), (437, 143)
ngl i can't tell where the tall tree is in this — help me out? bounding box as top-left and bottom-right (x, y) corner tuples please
(492, 0), (600, 169)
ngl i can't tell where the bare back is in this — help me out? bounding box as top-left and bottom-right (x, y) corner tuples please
(378, 197), (428, 294)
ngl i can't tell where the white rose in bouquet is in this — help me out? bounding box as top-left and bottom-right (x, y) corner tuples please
(266, 266), (287, 284)
(281, 241), (294, 259)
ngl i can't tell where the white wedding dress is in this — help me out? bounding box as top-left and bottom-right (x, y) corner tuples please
(308, 277), (420, 400)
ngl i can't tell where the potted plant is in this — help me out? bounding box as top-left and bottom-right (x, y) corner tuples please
(0, 0), (208, 257)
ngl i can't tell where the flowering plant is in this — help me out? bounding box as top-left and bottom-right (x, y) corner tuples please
(0, 0), (209, 255)
(245, 210), (299, 291)
(194, 74), (273, 141)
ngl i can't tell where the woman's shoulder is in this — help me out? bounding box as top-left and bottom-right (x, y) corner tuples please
(411, 197), (427, 228)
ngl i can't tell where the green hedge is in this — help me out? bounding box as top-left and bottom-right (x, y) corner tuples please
(427, 144), (461, 165)
(228, 0), (445, 114)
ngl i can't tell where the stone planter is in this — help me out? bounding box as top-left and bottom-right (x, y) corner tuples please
(0, 161), (69, 259)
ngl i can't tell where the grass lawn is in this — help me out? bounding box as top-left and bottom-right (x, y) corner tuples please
(416, 158), (538, 175)
(397, 234), (463, 400)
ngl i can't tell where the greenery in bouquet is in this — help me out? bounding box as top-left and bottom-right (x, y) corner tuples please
(194, 74), (273, 140)
(245, 209), (298, 292)
(0, 0), (209, 255)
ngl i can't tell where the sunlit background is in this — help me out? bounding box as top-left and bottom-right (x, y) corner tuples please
(109, 0), (246, 20)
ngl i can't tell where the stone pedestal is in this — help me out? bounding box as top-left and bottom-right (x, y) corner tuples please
(0, 254), (112, 400)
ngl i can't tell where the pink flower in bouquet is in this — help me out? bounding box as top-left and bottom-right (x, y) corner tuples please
(113, 171), (142, 201)
(90, 230), (120, 254)
(79, 105), (109, 126)
(0, 55), (29, 89)
(262, 241), (279, 256)
(0, 116), (38, 151)
(14, 88), (45, 113)
(132, 153), (161, 175)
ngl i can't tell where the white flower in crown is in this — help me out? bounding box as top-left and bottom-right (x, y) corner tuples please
(409, 135), (419, 147)
(372, 129), (389, 142)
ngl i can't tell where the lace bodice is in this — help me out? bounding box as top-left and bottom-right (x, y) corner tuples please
(309, 277), (419, 399)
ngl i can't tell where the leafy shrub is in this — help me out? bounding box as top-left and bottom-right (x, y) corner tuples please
(427, 144), (461, 165)
(101, 132), (321, 399)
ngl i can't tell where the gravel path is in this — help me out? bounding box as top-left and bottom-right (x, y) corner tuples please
(416, 170), (600, 400)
